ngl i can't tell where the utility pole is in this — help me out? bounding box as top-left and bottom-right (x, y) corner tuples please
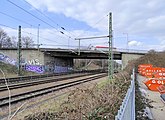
(18, 26), (22, 76)
(123, 33), (129, 51)
(78, 39), (80, 55)
(37, 24), (40, 51)
(108, 12), (113, 80)
(75, 13), (113, 80)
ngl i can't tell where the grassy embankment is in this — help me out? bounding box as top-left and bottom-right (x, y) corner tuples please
(0, 61), (36, 78)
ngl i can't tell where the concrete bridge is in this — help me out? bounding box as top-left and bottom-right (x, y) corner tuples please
(0, 48), (146, 72)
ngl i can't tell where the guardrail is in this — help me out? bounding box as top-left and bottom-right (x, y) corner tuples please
(94, 48), (148, 55)
(115, 69), (135, 120)
(117, 48), (148, 54)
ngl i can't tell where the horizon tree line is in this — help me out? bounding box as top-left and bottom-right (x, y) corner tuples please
(0, 28), (34, 48)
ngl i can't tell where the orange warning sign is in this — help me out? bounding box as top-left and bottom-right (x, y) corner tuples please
(138, 64), (153, 75)
(144, 78), (165, 91)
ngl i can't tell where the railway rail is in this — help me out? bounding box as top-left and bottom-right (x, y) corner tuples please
(0, 73), (107, 108)
(0, 72), (103, 92)
(0, 69), (105, 85)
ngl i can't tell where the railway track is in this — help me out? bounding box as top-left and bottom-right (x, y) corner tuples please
(0, 69), (104, 85)
(0, 72), (101, 92)
(0, 73), (107, 108)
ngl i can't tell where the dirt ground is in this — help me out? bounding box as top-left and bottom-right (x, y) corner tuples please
(137, 75), (165, 120)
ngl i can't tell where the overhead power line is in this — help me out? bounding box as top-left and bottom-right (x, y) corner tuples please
(0, 23), (64, 45)
(0, 23), (16, 30)
(0, 11), (35, 27)
(22, 0), (75, 38)
(0, 11), (62, 38)
(0, 11), (70, 40)
(5, 0), (77, 44)
(75, 14), (108, 38)
(6, 0), (71, 39)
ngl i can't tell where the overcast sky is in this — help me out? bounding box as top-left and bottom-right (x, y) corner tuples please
(0, 0), (165, 51)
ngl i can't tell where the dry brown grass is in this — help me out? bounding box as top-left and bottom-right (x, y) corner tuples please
(24, 71), (131, 120)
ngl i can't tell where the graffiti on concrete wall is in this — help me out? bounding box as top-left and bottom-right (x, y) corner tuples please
(44, 66), (54, 72)
(0, 53), (17, 65)
(28, 59), (41, 65)
(0, 53), (44, 73)
(54, 66), (73, 73)
(0, 53), (73, 74)
(25, 65), (44, 73)
(0, 53), (41, 66)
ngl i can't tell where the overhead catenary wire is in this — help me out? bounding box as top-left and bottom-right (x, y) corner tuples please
(0, 23), (65, 45)
(74, 13), (109, 47)
(22, 30), (61, 44)
(6, 0), (77, 45)
(6, 0), (56, 31)
(6, 0), (71, 39)
(5, 0), (111, 48)
(75, 14), (108, 38)
(22, 0), (76, 38)
(0, 11), (35, 27)
(0, 11), (75, 42)
(0, 23), (16, 30)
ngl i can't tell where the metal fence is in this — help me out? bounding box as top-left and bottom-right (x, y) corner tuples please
(115, 69), (135, 120)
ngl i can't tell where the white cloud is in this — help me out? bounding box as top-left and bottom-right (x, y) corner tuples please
(3, 0), (165, 50)
(128, 41), (142, 47)
(25, 0), (165, 34)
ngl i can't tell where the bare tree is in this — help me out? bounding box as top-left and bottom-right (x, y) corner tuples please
(0, 28), (35, 48)
(22, 36), (34, 48)
(10, 36), (17, 48)
(0, 28), (8, 48)
(2, 36), (13, 48)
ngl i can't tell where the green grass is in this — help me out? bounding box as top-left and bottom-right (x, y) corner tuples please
(96, 78), (116, 89)
(0, 61), (37, 78)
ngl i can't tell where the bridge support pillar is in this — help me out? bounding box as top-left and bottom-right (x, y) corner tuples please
(122, 53), (143, 69)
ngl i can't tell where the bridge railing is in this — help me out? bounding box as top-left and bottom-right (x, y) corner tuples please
(115, 69), (135, 120)
(116, 48), (148, 53)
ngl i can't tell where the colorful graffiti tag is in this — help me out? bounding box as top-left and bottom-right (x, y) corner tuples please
(54, 66), (72, 73)
(28, 59), (41, 65)
(0, 53), (73, 74)
(25, 65), (45, 73)
(0, 53), (17, 65)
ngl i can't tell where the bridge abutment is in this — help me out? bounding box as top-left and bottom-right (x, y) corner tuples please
(122, 53), (143, 69)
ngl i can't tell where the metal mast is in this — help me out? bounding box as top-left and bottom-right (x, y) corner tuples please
(18, 26), (22, 76)
(108, 12), (113, 80)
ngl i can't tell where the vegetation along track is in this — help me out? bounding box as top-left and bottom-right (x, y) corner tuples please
(0, 73), (107, 107)
(0, 72), (104, 92)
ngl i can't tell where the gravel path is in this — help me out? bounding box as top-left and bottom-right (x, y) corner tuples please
(137, 74), (165, 120)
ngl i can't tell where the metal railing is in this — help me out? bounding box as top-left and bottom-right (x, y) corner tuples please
(115, 69), (135, 120)
(116, 48), (148, 54)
